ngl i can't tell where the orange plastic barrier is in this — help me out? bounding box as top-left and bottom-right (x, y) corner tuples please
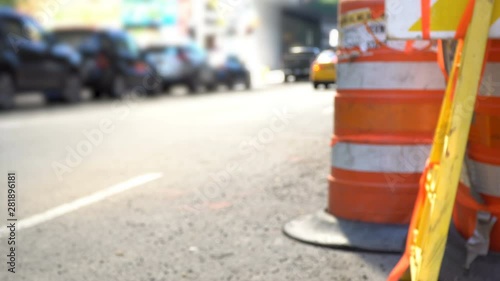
(330, 0), (446, 224)
(453, 40), (500, 252)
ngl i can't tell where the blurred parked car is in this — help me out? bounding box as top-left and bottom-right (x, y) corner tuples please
(0, 8), (82, 109)
(142, 43), (217, 93)
(310, 50), (337, 89)
(213, 55), (251, 90)
(283, 46), (319, 82)
(52, 27), (160, 99)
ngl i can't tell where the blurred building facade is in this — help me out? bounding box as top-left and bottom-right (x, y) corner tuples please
(195, 0), (337, 71)
(15, 0), (336, 71)
(209, 0), (336, 69)
(17, 0), (123, 29)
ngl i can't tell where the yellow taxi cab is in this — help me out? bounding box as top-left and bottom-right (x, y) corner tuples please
(310, 50), (337, 89)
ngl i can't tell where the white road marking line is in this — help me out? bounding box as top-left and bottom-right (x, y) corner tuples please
(0, 173), (163, 236)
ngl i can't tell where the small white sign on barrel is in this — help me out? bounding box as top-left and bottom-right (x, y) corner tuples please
(386, 0), (500, 39)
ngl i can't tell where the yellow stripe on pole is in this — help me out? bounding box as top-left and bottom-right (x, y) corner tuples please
(403, 0), (496, 280)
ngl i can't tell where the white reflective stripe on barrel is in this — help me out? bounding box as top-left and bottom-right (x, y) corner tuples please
(332, 142), (431, 173)
(337, 62), (446, 90)
(462, 158), (500, 197)
(480, 63), (500, 97)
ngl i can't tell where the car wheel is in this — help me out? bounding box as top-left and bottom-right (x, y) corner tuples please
(313, 82), (320, 89)
(93, 89), (104, 99)
(187, 78), (200, 94)
(110, 75), (127, 99)
(145, 72), (162, 96)
(146, 82), (161, 96)
(0, 73), (15, 110)
(206, 82), (217, 92)
(162, 84), (171, 94)
(200, 68), (216, 92)
(244, 75), (251, 90)
(227, 80), (235, 90)
(61, 74), (82, 104)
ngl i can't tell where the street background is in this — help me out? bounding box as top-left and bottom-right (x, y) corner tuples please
(0, 83), (399, 281)
(0, 0), (400, 280)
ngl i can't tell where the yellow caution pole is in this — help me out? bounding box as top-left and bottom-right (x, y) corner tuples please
(389, 0), (496, 280)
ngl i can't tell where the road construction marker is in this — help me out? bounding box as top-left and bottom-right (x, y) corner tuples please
(283, 0), (444, 254)
(387, 0), (500, 39)
(388, 0), (495, 280)
(0, 173), (163, 237)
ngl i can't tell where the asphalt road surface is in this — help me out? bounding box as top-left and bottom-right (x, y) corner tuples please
(0, 83), (399, 281)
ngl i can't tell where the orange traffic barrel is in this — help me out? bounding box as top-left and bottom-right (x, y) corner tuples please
(453, 40), (500, 252)
(283, 0), (445, 253)
(330, 0), (445, 224)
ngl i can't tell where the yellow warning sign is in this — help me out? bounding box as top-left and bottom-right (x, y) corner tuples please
(388, 0), (495, 280)
(386, 0), (500, 39)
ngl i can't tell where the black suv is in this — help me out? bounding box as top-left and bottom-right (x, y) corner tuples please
(0, 9), (82, 109)
(283, 46), (320, 82)
(214, 55), (251, 90)
(53, 28), (160, 98)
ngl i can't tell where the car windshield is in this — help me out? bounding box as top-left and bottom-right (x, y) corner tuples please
(0, 17), (45, 42)
(24, 17), (45, 42)
(144, 46), (167, 54)
(143, 46), (177, 55)
(53, 30), (94, 48)
(316, 50), (337, 63)
(0, 18), (24, 38)
(115, 33), (140, 57)
(143, 46), (178, 62)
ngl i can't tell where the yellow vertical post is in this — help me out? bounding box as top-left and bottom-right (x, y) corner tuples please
(405, 0), (496, 280)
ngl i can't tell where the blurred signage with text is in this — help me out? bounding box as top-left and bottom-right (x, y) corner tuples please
(122, 0), (179, 28)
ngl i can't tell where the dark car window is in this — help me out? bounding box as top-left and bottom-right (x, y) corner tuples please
(143, 46), (178, 63)
(0, 17), (45, 50)
(114, 33), (139, 57)
(144, 46), (177, 56)
(288, 51), (317, 57)
(53, 31), (95, 48)
(80, 34), (101, 50)
(0, 18), (24, 38)
(0, 18), (34, 49)
(100, 35), (113, 52)
(23, 18), (44, 42)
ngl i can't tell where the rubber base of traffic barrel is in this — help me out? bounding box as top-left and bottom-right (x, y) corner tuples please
(283, 210), (407, 253)
(440, 225), (500, 281)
